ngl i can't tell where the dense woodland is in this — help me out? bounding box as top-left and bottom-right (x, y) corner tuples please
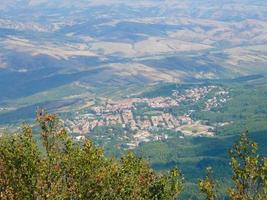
(0, 111), (266, 199)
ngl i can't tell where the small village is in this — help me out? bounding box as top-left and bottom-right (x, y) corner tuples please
(64, 86), (229, 149)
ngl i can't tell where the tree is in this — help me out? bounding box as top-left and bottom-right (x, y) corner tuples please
(0, 110), (184, 199)
(199, 167), (217, 200)
(1, 111), (266, 200)
(0, 125), (40, 200)
(229, 131), (267, 200)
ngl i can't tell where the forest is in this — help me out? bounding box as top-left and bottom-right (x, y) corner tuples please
(0, 111), (266, 199)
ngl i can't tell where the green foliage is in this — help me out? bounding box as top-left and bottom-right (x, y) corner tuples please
(130, 133), (267, 199)
(140, 83), (178, 98)
(229, 132), (267, 200)
(198, 132), (267, 200)
(0, 125), (40, 199)
(0, 111), (183, 199)
(193, 85), (267, 136)
(149, 168), (184, 200)
(1, 111), (267, 199)
(199, 167), (217, 200)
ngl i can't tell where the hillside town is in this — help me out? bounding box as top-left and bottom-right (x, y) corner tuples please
(64, 86), (229, 149)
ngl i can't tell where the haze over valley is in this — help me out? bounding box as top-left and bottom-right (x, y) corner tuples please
(0, 0), (267, 120)
(1, 1), (267, 198)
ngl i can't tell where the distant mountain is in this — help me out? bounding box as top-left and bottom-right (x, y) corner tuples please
(0, 0), (267, 123)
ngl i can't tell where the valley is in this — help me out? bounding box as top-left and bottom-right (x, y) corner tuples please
(0, 1), (267, 198)
(65, 85), (229, 150)
(0, 1), (267, 113)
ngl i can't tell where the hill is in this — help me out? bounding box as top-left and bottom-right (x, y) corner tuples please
(0, 0), (267, 120)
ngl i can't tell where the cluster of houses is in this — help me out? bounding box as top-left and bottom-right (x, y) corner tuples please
(204, 90), (229, 111)
(64, 86), (228, 149)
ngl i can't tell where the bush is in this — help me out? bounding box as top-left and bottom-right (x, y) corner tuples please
(0, 111), (183, 200)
